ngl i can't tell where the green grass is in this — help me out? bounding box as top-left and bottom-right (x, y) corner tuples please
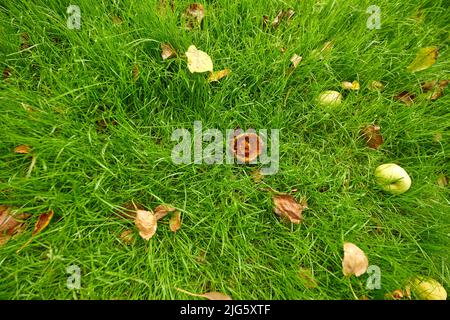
(0, 0), (449, 300)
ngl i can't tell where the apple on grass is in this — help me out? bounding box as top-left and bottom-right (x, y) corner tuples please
(375, 163), (411, 194)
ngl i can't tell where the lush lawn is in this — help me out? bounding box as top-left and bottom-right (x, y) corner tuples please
(0, 0), (449, 299)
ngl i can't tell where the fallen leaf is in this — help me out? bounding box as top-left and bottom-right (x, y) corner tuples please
(169, 211), (181, 232)
(290, 54), (302, 69)
(132, 64), (139, 81)
(185, 45), (213, 73)
(231, 132), (264, 163)
(208, 68), (231, 82)
(437, 174), (448, 187)
(421, 79), (448, 101)
(272, 195), (307, 224)
(161, 43), (177, 60)
(111, 15), (123, 25)
(407, 47), (438, 73)
(119, 230), (134, 245)
(14, 145), (31, 154)
(285, 8), (295, 21)
(0, 206), (30, 246)
(32, 210), (54, 236)
(19, 32), (30, 50)
(271, 10), (284, 29)
(298, 268), (318, 289)
(117, 201), (145, 220)
(411, 277), (447, 300)
(342, 242), (369, 277)
(394, 91), (416, 106)
(154, 204), (176, 220)
(135, 210), (157, 240)
(183, 3), (204, 30)
(262, 15), (269, 29)
(176, 288), (232, 300)
(360, 124), (384, 149)
(251, 169), (264, 183)
(3, 67), (12, 80)
(368, 80), (384, 91)
(342, 80), (360, 90)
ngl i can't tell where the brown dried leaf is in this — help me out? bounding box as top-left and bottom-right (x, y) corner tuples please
(135, 210), (157, 240)
(32, 210), (54, 236)
(14, 145), (31, 154)
(117, 201), (145, 220)
(394, 91), (416, 106)
(422, 80), (449, 101)
(183, 3), (204, 30)
(119, 230), (134, 245)
(272, 195), (306, 224)
(290, 54), (302, 69)
(231, 132), (264, 163)
(132, 64), (139, 82)
(360, 124), (384, 149)
(1, 206), (30, 247)
(176, 288), (232, 300)
(285, 8), (295, 21)
(161, 43), (177, 60)
(271, 10), (284, 29)
(169, 211), (181, 232)
(421, 80), (436, 92)
(342, 242), (369, 277)
(262, 15), (270, 29)
(208, 68), (231, 82)
(154, 204), (176, 220)
(3, 67), (12, 80)
(298, 268), (318, 289)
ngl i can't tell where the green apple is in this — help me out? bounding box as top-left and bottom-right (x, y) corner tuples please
(318, 90), (342, 106)
(375, 163), (411, 194)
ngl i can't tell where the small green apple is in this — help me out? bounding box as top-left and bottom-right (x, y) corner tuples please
(375, 163), (411, 194)
(318, 90), (342, 106)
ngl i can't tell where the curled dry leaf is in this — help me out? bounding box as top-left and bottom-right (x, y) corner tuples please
(132, 64), (139, 82)
(230, 132), (264, 163)
(385, 289), (405, 300)
(135, 210), (157, 240)
(3, 67), (12, 80)
(176, 288), (232, 300)
(14, 145), (30, 154)
(0, 206), (30, 246)
(32, 210), (54, 236)
(208, 68), (231, 82)
(185, 45), (213, 73)
(342, 81), (360, 90)
(290, 54), (302, 69)
(342, 242), (368, 277)
(368, 80), (384, 91)
(183, 3), (204, 30)
(272, 194), (307, 224)
(407, 47), (438, 73)
(119, 230), (134, 245)
(154, 204), (176, 220)
(271, 10), (284, 29)
(394, 91), (416, 106)
(161, 43), (177, 60)
(169, 211), (181, 232)
(360, 124), (384, 149)
(421, 80), (448, 101)
(117, 201), (145, 220)
(262, 15), (269, 29)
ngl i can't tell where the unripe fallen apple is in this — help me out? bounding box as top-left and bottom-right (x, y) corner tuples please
(318, 90), (342, 106)
(411, 277), (447, 300)
(375, 163), (411, 194)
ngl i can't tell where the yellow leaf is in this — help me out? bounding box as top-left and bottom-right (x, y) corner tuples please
(342, 80), (360, 90)
(185, 45), (213, 73)
(169, 211), (181, 232)
(407, 47), (438, 73)
(411, 278), (447, 300)
(342, 242), (368, 277)
(208, 68), (231, 82)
